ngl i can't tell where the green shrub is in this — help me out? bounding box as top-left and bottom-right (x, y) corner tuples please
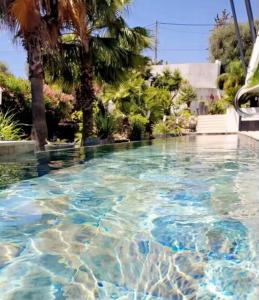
(0, 112), (22, 141)
(71, 111), (83, 145)
(129, 114), (148, 141)
(248, 65), (259, 88)
(153, 117), (183, 136)
(207, 100), (227, 115)
(0, 72), (31, 133)
(153, 121), (171, 135)
(95, 112), (116, 139)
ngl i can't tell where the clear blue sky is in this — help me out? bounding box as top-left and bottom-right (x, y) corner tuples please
(0, 0), (257, 78)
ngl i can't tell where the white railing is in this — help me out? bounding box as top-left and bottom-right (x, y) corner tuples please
(234, 31), (259, 116)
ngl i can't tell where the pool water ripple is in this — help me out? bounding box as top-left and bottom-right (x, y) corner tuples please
(0, 135), (259, 299)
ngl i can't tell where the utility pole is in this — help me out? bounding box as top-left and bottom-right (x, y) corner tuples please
(154, 20), (158, 64)
(229, 0), (247, 74)
(244, 0), (256, 43)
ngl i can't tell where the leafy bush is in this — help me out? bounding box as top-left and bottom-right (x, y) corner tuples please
(100, 68), (197, 140)
(0, 64), (75, 139)
(209, 21), (259, 70)
(0, 71), (31, 135)
(0, 72), (30, 97)
(207, 100), (227, 115)
(177, 83), (197, 107)
(248, 65), (259, 88)
(217, 60), (245, 104)
(152, 69), (182, 92)
(153, 121), (171, 135)
(71, 111), (83, 144)
(0, 112), (22, 141)
(95, 111), (116, 139)
(129, 114), (148, 141)
(153, 119), (183, 136)
(43, 84), (74, 121)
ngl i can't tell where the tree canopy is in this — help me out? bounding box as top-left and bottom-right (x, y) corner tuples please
(209, 20), (259, 71)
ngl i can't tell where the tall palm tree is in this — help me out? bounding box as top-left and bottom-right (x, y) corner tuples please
(45, 0), (150, 145)
(0, 0), (87, 149)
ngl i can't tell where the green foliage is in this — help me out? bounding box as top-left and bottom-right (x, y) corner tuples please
(177, 82), (197, 106)
(95, 111), (116, 139)
(0, 73), (30, 97)
(151, 69), (196, 112)
(153, 122), (171, 135)
(207, 100), (227, 115)
(143, 86), (171, 123)
(152, 69), (183, 92)
(102, 71), (146, 115)
(0, 111), (22, 141)
(248, 65), (259, 88)
(129, 114), (148, 141)
(0, 69), (31, 128)
(0, 63), (75, 140)
(43, 84), (74, 121)
(209, 21), (259, 70)
(0, 61), (11, 75)
(71, 111), (83, 145)
(44, 3), (151, 90)
(217, 60), (245, 104)
(100, 66), (197, 140)
(153, 117), (183, 136)
(102, 70), (173, 126)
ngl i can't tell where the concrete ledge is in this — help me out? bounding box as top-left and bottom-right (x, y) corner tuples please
(0, 141), (36, 157)
(239, 131), (259, 141)
(238, 132), (259, 152)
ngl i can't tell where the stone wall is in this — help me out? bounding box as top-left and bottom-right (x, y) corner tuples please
(0, 141), (36, 157)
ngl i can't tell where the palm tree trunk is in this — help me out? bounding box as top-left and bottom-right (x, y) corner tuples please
(25, 31), (48, 151)
(77, 47), (95, 146)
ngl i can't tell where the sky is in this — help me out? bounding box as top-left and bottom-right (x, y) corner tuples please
(0, 0), (257, 78)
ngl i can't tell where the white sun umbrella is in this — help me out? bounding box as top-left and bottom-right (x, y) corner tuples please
(235, 31), (259, 115)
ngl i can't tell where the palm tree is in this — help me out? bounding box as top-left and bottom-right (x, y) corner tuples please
(45, 0), (150, 145)
(0, 0), (87, 149)
(217, 60), (245, 103)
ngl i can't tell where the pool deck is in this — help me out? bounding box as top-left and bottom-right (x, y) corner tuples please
(239, 131), (259, 141)
(0, 132), (259, 159)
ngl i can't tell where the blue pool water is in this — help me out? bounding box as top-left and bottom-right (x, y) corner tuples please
(0, 135), (259, 299)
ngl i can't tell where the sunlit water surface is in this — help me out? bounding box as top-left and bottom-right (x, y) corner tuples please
(0, 135), (259, 300)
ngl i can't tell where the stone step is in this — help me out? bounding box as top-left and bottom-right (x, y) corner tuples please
(196, 114), (227, 133)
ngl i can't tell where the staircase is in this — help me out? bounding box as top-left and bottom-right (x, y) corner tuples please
(196, 115), (228, 134)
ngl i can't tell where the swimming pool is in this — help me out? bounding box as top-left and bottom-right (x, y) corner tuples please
(0, 135), (259, 299)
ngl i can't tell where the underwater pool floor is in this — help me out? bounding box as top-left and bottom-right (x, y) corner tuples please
(0, 135), (259, 299)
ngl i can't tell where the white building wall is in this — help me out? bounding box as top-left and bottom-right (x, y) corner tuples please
(151, 62), (221, 89)
(151, 62), (222, 115)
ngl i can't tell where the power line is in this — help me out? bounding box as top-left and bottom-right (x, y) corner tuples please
(159, 22), (214, 27)
(150, 20), (213, 61)
(159, 26), (209, 34)
(160, 48), (208, 52)
(143, 23), (156, 28)
(144, 21), (215, 30)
